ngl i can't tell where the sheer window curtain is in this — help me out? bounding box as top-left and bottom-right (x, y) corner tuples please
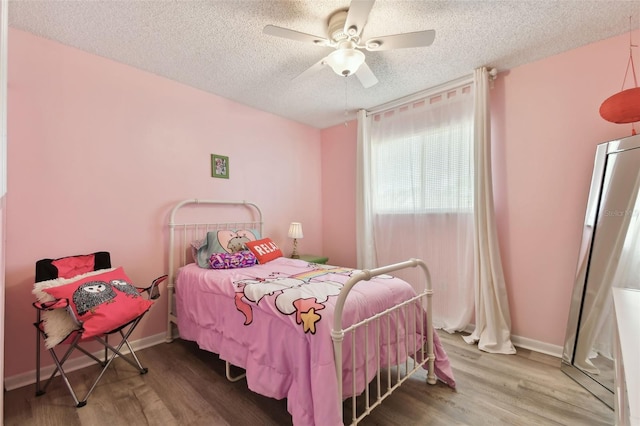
(356, 67), (515, 354)
(357, 83), (475, 333)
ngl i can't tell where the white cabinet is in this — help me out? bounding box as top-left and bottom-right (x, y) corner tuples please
(613, 288), (640, 426)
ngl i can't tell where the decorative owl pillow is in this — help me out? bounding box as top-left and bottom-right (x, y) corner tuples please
(33, 267), (153, 347)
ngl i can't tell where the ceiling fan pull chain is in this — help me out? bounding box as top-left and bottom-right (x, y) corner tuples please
(344, 77), (349, 127)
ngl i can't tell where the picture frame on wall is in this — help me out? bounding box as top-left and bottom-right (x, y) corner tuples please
(211, 154), (229, 179)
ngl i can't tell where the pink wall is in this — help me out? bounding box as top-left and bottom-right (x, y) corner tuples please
(6, 25), (639, 383)
(321, 30), (640, 348)
(5, 29), (323, 378)
(491, 30), (639, 346)
(320, 122), (357, 268)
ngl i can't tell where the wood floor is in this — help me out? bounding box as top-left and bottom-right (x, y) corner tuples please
(4, 332), (615, 426)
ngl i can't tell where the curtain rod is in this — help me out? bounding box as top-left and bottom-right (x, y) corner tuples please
(366, 73), (474, 116)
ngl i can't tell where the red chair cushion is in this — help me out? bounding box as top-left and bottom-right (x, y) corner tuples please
(51, 254), (97, 279)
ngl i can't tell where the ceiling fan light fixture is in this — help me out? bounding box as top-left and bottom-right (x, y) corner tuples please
(263, 0), (435, 88)
(325, 48), (365, 76)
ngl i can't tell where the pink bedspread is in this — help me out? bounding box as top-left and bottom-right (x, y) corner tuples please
(176, 257), (455, 426)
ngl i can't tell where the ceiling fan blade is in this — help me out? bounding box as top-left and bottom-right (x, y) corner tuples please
(344, 0), (375, 38)
(292, 57), (328, 82)
(355, 62), (379, 88)
(365, 30), (435, 51)
(263, 25), (330, 46)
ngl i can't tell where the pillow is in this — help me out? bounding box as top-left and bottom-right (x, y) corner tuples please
(34, 267), (152, 347)
(209, 250), (257, 269)
(191, 238), (206, 263)
(34, 268), (111, 348)
(195, 229), (261, 268)
(245, 238), (283, 264)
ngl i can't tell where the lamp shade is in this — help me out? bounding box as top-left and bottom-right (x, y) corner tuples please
(325, 48), (365, 76)
(288, 222), (304, 239)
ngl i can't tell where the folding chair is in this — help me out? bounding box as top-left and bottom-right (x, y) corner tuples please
(32, 251), (167, 407)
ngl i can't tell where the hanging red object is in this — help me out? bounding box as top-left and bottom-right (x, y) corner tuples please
(599, 18), (639, 132)
(599, 87), (640, 123)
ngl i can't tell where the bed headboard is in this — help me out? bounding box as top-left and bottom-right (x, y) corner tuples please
(166, 199), (263, 341)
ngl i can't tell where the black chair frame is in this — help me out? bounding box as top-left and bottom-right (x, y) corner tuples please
(32, 251), (166, 407)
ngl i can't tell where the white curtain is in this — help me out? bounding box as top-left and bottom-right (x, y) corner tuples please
(357, 67), (515, 354)
(462, 67), (515, 354)
(357, 82), (475, 332)
(356, 109), (376, 269)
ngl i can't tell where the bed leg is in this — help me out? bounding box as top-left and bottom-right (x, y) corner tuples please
(225, 361), (246, 382)
(427, 353), (437, 385)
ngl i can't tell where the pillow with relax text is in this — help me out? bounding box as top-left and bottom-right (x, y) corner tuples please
(245, 238), (283, 264)
(35, 267), (152, 346)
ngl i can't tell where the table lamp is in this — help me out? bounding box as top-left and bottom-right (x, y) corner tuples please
(288, 222), (303, 259)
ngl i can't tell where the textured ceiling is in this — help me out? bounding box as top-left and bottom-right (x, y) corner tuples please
(8, 0), (640, 129)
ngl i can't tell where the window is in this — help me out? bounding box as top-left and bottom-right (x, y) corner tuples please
(370, 99), (474, 214)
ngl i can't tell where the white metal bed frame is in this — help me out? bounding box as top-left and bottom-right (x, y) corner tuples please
(166, 199), (437, 425)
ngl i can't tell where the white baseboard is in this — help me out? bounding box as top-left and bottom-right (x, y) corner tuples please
(4, 332), (167, 391)
(458, 324), (563, 358)
(511, 334), (563, 358)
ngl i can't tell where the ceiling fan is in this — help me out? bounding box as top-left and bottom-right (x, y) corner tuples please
(263, 0), (435, 88)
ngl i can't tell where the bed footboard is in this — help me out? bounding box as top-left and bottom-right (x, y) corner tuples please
(331, 258), (435, 425)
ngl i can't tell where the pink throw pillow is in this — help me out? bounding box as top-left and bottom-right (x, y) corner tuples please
(42, 267), (153, 338)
